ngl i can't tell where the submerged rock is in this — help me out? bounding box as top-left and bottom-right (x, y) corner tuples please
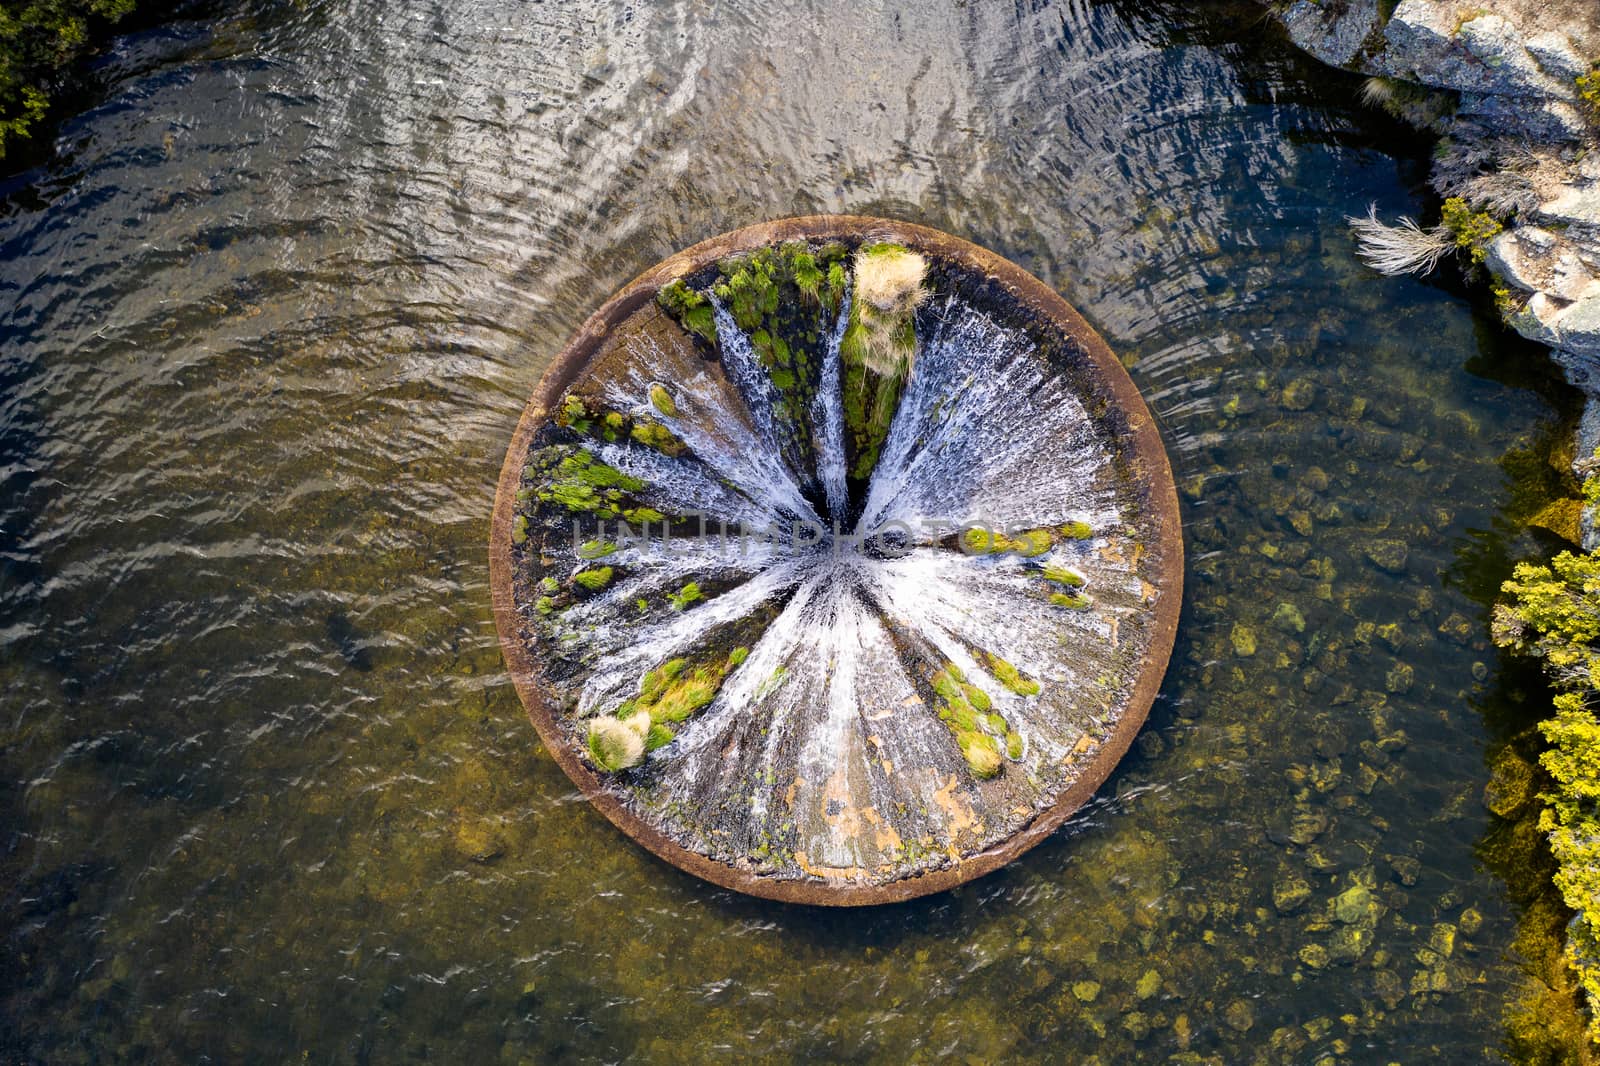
(1363, 540), (1410, 574)
(1483, 748), (1535, 818)
(1272, 874), (1313, 914)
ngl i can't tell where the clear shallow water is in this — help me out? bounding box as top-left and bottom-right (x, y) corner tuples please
(0, 0), (1572, 1060)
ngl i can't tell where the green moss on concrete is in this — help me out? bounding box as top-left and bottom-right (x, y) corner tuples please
(648, 384), (677, 418)
(983, 653), (1041, 697)
(578, 539), (616, 560)
(667, 582), (703, 610)
(929, 660), (1020, 779)
(573, 566), (614, 591)
(657, 279), (717, 344)
(1059, 520), (1094, 540)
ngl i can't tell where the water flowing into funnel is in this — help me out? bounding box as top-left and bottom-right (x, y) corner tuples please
(493, 221), (1180, 900)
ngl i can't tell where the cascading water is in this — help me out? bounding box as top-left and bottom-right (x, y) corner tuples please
(491, 217), (1182, 902)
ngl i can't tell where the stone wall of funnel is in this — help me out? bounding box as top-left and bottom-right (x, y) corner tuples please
(489, 216), (1183, 905)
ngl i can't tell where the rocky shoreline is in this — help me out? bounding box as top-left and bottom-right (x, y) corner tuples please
(1263, 0), (1600, 531)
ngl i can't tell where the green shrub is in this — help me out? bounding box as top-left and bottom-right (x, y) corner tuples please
(1494, 543), (1600, 1041)
(0, 0), (138, 158)
(1578, 64), (1600, 124)
(1440, 196), (1502, 264)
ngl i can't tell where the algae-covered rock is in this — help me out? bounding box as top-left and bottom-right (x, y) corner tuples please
(1483, 748), (1534, 818)
(1384, 661), (1414, 694)
(451, 816), (507, 864)
(1280, 378), (1316, 411)
(1429, 922), (1457, 959)
(1387, 854), (1421, 887)
(1529, 497), (1583, 544)
(1271, 602), (1306, 634)
(1363, 539), (1409, 574)
(1272, 875), (1312, 914)
(1230, 624), (1258, 658)
(1072, 980), (1101, 1003)
(1333, 883), (1377, 925)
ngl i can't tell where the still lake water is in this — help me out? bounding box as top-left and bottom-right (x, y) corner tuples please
(0, 0), (1576, 1060)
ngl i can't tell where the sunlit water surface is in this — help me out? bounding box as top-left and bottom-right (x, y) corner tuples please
(0, 0), (1570, 1060)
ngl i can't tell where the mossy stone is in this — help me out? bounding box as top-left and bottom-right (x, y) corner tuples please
(1483, 748), (1534, 818)
(1333, 884), (1376, 925)
(1272, 875), (1312, 915)
(1271, 602), (1306, 634)
(1279, 378), (1315, 411)
(1363, 539), (1409, 574)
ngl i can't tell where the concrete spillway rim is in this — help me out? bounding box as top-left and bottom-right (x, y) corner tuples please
(489, 215), (1184, 906)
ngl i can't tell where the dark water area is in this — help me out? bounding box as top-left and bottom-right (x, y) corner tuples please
(0, 0), (1577, 1060)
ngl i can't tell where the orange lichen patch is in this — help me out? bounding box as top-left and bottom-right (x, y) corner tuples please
(1064, 735), (1097, 765)
(784, 777), (801, 810)
(1094, 534), (1145, 569)
(1097, 538), (1143, 570)
(821, 769), (863, 839)
(861, 807), (904, 855)
(932, 774), (981, 842)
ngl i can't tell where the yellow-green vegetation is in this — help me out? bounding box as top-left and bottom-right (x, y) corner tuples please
(558, 393), (686, 456)
(1491, 276), (1519, 316)
(0, 0), (135, 158)
(930, 660), (1020, 778)
(960, 526), (1054, 556)
(629, 417), (686, 456)
(983, 652), (1041, 697)
(573, 566), (614, 591)
(790, 249), (822, 305)
(586, 714), (646, 771)
(754, 665), (789, 700)
(589, 651), (745, 765)
(660, 243), (849, 467)
(1050, 591), (1092, 610)
(1578, 64), (1600, 124)
(1059, 520), (1094, 539)
(526, 446), (661, 523)
(667, 582), (703, 610)
(649, 384), (677, 418)
(1493, 539), (1600, 1041)
(841, 243), (927, 480)
(1042, 564), (1085, 587)
(577, 539), (616, 560)
(657, 279), (717, 343)
(1440, 196), (1502, 264)
(560, 394), (594, 434)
